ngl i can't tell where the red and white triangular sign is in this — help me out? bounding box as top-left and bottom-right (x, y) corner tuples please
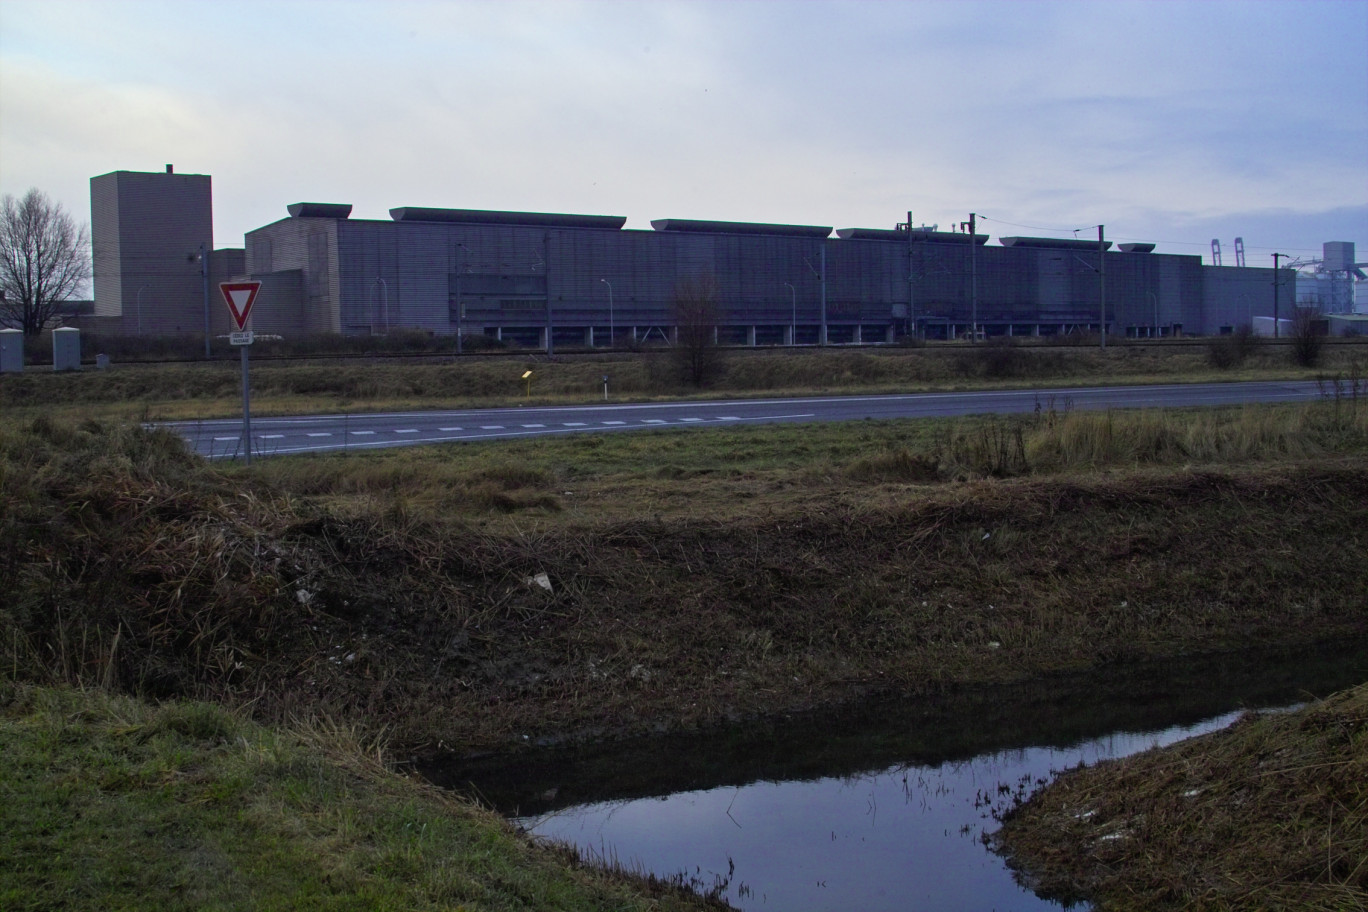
(220, 281), (261, 331)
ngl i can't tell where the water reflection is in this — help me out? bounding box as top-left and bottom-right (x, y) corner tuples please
(423, 642), (1368, 910)
(522, 713), (1241, 911)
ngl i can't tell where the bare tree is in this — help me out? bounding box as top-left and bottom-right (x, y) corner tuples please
(1289, 305), (1324, 368)
(671, 273), (726, 387)
(0, 189), (91, 335)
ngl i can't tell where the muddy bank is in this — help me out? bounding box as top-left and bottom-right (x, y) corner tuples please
(5, 421), (1366, 756)
(420, 638), (1368, 817)
(992, 681), (1368, 911)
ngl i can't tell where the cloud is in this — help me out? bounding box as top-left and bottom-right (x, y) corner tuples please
(1, 0), (1363, 259)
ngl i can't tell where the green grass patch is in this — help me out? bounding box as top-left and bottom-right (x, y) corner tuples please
(0, 682), (724, 912)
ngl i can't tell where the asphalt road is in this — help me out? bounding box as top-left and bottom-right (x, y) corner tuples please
(158, 380), (1329, 460)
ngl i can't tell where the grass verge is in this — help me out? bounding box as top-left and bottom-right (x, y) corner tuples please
(0, 681), (727, 912)
(990, 682), (1368, 911)
(4, 406), (1366, 753)
(2, 393), (1365, 909)
(4, 342), (1364, 422)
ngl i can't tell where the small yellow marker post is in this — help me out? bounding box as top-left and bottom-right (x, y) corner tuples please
(522, 370), (533, 398)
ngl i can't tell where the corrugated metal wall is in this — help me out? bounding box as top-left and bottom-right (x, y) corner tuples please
(242, 212), (1280, 341)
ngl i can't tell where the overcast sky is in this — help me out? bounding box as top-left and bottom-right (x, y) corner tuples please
(2, 0), (1364, 267)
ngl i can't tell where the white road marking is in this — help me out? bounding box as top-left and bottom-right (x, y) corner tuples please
(602, 420), (626, 425)
(394, 429), (419, 434)
(680, 417), (703, 422)
(261, 434), (284, 439)
(481, 425), (505, 430)
(213, 436), (238, 441)
(351, 430), (376, 436)
(307, 432), (331, 437)
(643, 419), (667, 424)
(563, 422), (588, 427)
(522, 423), (546, 428)
(439, 426), (463, 431)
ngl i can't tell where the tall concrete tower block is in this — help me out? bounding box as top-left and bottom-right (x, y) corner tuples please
(91, 166), (212, 336)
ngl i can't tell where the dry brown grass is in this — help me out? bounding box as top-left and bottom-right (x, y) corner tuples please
(6, 342), (1365, 423)
(993, 683), (1368, 911)
(4, 415), (1367, 756)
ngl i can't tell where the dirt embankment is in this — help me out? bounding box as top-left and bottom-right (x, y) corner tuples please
(992, 682), (1368, 911)
(4, 419), (1366, 756)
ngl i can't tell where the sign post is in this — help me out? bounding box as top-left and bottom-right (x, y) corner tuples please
(220, 282), (261, 464)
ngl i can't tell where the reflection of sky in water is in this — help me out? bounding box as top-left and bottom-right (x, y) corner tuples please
(522, 711), (1245, 912)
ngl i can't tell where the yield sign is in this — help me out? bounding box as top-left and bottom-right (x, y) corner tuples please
(220, 281), (261, 331)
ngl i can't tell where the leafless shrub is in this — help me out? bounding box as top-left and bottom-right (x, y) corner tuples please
(1289, 307), (1324, 368)
(670, 274), (726, 387)
(1207, 325), (1259, 369)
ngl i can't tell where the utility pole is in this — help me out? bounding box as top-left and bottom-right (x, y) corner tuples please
(1272, 253), (1285, 338)
(1098, 224), (1106, 349)
(200, 243), (210, 357)
(906, 210), (915, 340)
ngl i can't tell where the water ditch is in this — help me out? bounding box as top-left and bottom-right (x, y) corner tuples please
(420, 640), (1368, 911)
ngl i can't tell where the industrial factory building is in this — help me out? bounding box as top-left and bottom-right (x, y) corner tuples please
(92, 167), (1357, 344)
(89, 166), (246, 337)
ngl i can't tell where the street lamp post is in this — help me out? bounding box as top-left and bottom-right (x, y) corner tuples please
(599, 278), (614, 347)
(783, 282), (796, 345)
(961, 213), (978, 343)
